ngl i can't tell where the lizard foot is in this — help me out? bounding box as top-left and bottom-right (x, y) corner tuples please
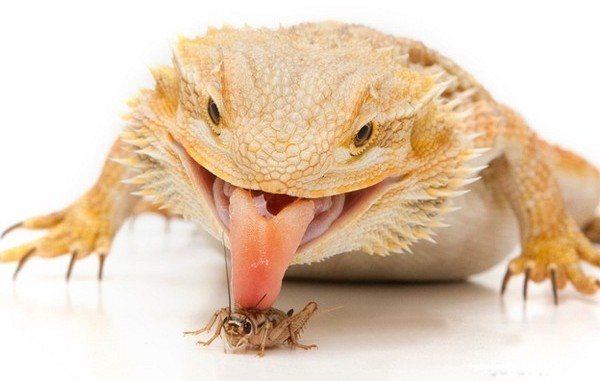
(501, 233), (600, 305)
(1, 196), (115, 281)
(584, 217), (600, 243)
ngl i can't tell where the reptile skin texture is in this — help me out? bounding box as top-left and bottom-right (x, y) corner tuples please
(2, 22), (599, 307)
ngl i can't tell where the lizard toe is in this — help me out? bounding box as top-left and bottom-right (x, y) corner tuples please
(503, 232), (600, 303)
(1, 201), (116, 280)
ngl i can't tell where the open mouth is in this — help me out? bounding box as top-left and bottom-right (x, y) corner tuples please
(172, 140), (391, 309)
(213, 178), (346, 246)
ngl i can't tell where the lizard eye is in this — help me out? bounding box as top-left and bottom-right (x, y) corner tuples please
(207, 97), (221, 125)
(243, 321), (252, 334)
(354, 122), (373, 148)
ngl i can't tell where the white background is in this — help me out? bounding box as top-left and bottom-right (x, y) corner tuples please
(0, 0), (599, 380)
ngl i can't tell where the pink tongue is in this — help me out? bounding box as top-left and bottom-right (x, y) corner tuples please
(229, 189), (315, 309)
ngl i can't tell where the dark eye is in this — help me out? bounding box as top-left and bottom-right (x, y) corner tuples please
(243, 321), (252, 334)
(354, 122), (373, 147)
(207, 98), (221, 125)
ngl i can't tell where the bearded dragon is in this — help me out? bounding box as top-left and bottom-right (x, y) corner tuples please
(2, 22), (600, 309)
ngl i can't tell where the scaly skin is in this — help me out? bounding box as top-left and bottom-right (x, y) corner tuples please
(2, 22), (600, 303)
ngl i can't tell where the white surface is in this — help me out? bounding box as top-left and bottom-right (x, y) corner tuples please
(1, 220), (600, 381)
(1, 0), (600, 380)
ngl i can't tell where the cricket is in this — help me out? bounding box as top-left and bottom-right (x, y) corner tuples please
(184, 242), (318, 356)
(184, 302), (318, 356)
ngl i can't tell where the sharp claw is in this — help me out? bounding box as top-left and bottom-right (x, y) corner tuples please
(501, 268), (512, 295)
(66, 251), (77, 282)
(2, 222), (24, 239)
(549, 268), (559, 306)
(13, 248), (35, 280)
(523, 268), (531, 301)
(97, 254), (106, 281)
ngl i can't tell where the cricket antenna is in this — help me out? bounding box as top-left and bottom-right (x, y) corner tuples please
(254, 293), (268, 310)
(221, 233), (232, 313)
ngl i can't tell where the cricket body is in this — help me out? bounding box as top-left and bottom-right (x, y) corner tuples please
(185, 302), (317, 356)
(2, 22), (600, 313)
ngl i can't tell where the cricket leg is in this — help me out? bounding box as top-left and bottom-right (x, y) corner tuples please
(184, 309), (228, 336)
(287, 327), (317, 351)
(269, 302), (318, 344)
(258, 322), (273, 357)
(233, 338), (249, 350)
(287, 302), (318, 333)
(197, 319), (226, 347)
(1, 139), (139, 280)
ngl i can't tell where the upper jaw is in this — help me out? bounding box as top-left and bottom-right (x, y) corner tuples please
(173, 129), (396, 199)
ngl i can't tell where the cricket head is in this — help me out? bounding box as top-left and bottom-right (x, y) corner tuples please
(122, 23), (480, 309)
(221, 312), (255, 349)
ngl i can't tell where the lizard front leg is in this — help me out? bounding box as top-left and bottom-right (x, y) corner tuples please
(481, 105), (600, 303)
(0, 139), (139, 280)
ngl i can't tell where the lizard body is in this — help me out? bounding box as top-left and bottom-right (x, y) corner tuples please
(2, 22), (600, 308)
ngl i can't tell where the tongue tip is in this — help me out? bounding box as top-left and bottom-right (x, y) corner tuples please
(235, 288), (279, 310)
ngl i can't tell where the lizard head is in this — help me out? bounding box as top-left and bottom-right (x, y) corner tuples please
(122, 23), (480, 309)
